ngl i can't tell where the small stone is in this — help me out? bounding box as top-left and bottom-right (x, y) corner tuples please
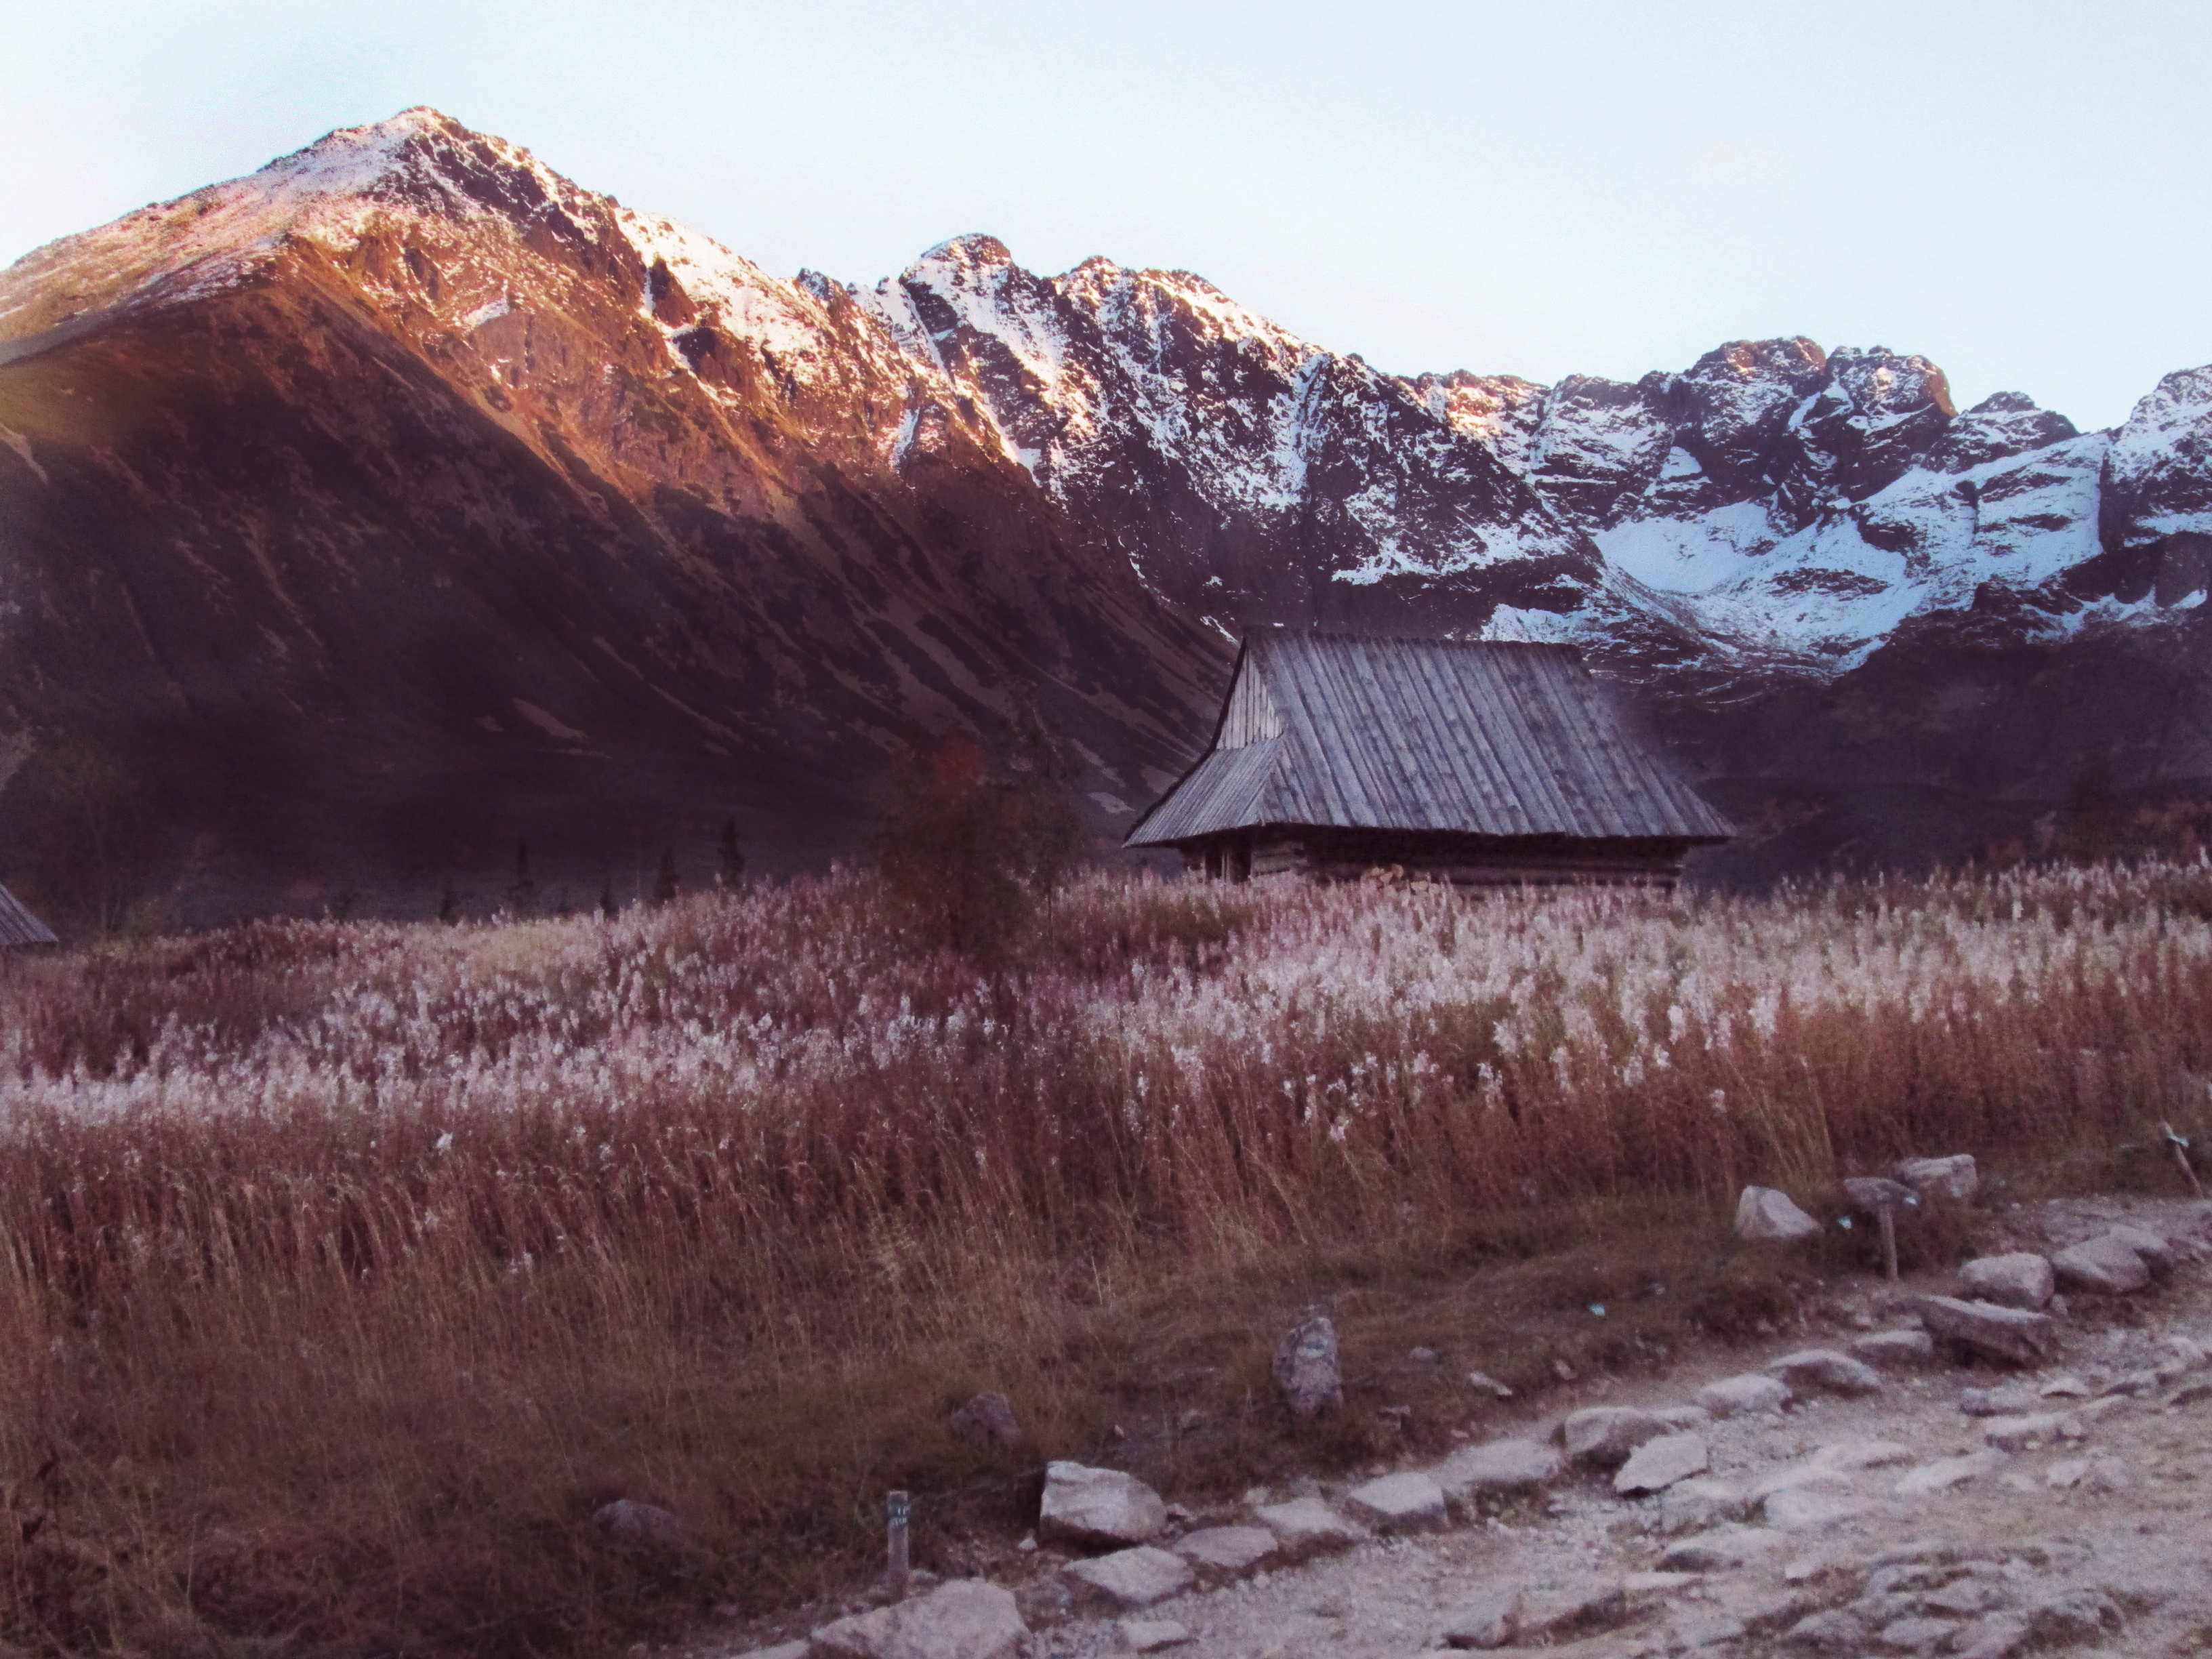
(1780, 1606), (1867, 1652)
(1615, 1431), (1710, 1496)
(811, 1580), (1027, 1659)
(2038, 1374), (2091, 1398)
(949, 1391), (1023, 1448)
(1697, 1373), (1793, 1417)
(1464, 1370), (1513, 1398)
(1272, 1309), (1342, 1417)
(2051, 1235), (2152, 1295)
(1925, 1579), (2013, 1617)
(1564, 1406), (1670, 1468)
(1878, 1614), (1961, 1652)
(1914, 1295), (2055, 1365)
(1809, 1436), (1914, 1473)
(1062, 1547), (1193, 1611)
(1763, 1488), (1876, 1532)
(1429, 1437), (1561, 1500)
(1119, 1618), (1191, 1652)
(2026, 1589), (2122, 1643)
(1249, 1497), (1367, 1559)
(1980, 1412), (2069, 1452)
(1952, 1614), (2030, 1659)
(1957, 1253), (2054, 1310)
(1766, 1349), (1885, 1397)
(1408, 1345), (1439, 1367)
(1623, 1570), (1699, 1595)
(1851, 1330), (1936, 1369)
(1895, 1154), (1978, 1200)
(1039, 1464), (1166, 1549)
(1172, 1526), (1274, 1577)
(1439, 1583), (1521, 1649)
(1658, 1475), (1750, 1532)
(1893, 1450), (2005, 1496)
(2044, 1458), (2090, 1489)
(1959, 1384), (2038, 1417)
(1343, 1471), (1446, 1531)
(1737, 1185), (1822, 1242)
(1659, 1525), (1792, 1571)
(1782, 1544), (1866, 1584)
(591, 1499), (684, 1549)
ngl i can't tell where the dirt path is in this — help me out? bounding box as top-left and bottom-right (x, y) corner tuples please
(726, 1193), (2212, 1659)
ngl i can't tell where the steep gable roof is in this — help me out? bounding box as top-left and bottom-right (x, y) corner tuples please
(1126, 632), (1734, 846)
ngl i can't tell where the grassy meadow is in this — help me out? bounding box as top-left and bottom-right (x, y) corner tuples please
(1, 860), (2209, 1656)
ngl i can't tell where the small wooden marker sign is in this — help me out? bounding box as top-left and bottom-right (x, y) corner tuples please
(886, 1490), (911, 1599)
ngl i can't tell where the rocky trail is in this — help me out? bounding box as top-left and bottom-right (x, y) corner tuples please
(719, 1189), (2212, 1659)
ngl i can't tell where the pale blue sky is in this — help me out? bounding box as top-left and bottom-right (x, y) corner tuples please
(5, 0), (2207, 430)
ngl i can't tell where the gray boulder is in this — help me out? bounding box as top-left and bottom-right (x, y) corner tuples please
(1615, 1431), (1710, 1496)
(1429, 1437), (1561, 1500)
(2104, 1223), (2177, 1275)
(1957, 1252), (2053, 1309)
(1736, 1185), (1821, 1242)
(1439, 1584), (1523, 1649)
(1765, 1349), (1884, 1397)
(1061, 1547), (1192, 1611)
(1343, 1471), (1446, 1531)
(1914, 1295), (2055, 1365)
(1850, 1329), (1937, 1368)
(1896, 1154), (1978, 1200)
(1272, 1309), (1343, 1417)
(810, 1580), (1026, 1659)
(2051, 1234), (2152, 1294)
(1564, 1406), (1671, 1468)
(591, 1499), (683, 1549)
(1172, 1526), (1275, 1577)
(1038, 1462), (1166, 1549)
(948, 1391), (1022, 1448)
(1696, 1373), (1792, 1417)
(1250, 1496), (1368, 1558)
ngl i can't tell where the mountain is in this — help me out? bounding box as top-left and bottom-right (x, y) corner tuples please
(2, 109), (2210, 921)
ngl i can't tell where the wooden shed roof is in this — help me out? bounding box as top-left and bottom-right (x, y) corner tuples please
(1126, 632), (1735, 846)
(0, 882), (56, 948)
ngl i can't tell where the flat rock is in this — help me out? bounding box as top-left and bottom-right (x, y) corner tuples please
(811, 1580), (1027, 1659)
(1062, 1547), (1192, 1611)
(1893, 1450), (2006, 1496)
(1564, 1406), (1670, 1468)
(1851, 1329), (1937, 1368)
(1438, 1583), (1521, 1649)
(1896, 1154), (1978, 1200)
(1879, 1614), (1961, 1653)
(1953, 1613), (2031, 1659)
(1914, 1295), (2055, 1365)
(1615, 1431), (1709, 1496)
(1809, 1436), (1914, 1473)
(738, 1645), (811, 1659)
(2051, 1234), (2152, 1294)
(1117, 1619), (1191, 1652)
(1843, 1175), (1913, 1214)
(1429, 1437), (1560, 1500)
(1696, 1373), (1792, 1417)
(1171, 1526), (1274, 1576)
(1655, 1403), (1712, 1429)
(1957, 1253), (2055, 1310)
(1781, 1606), (1867, 1652)
(1736, 1185), (1821, 1242)
(1039, 1463), (1166, 1549)
(1765, 1348), (1883, 1396)
(1465, 1370), (1514, 1398)
(1250, 1496), (1367, 1558)
(1960, 1383), (2039, 1417)
(1658, 1475), (1750, 1532)
(591, 1498), (683, 1549)
(1272, 1309), (1343, 1417)
(1343, 1470), (1446, 1531)
(1517, 1576), (1629, 1640)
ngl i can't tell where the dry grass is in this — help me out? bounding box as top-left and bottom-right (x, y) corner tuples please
(0, 859), (2209, 1656)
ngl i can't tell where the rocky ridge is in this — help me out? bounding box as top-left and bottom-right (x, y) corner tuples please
(7, 110), (2212, 912)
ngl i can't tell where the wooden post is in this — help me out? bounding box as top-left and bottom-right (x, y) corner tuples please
(2165, 1123), (2205, 1200)
(886, 1490), (910, 1599)
(1877, 1206), (1899, 1282)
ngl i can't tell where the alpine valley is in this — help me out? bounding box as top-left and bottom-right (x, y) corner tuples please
(4, 108), (2211, 922)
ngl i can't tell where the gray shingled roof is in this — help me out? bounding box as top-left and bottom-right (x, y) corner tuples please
(0, 882), (56, 948)
(1126, 632), (1734, 846)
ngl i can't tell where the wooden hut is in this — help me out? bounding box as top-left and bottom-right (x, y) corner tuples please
(1124, 632), (1734, 886)
(0, 882), (56, 948)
